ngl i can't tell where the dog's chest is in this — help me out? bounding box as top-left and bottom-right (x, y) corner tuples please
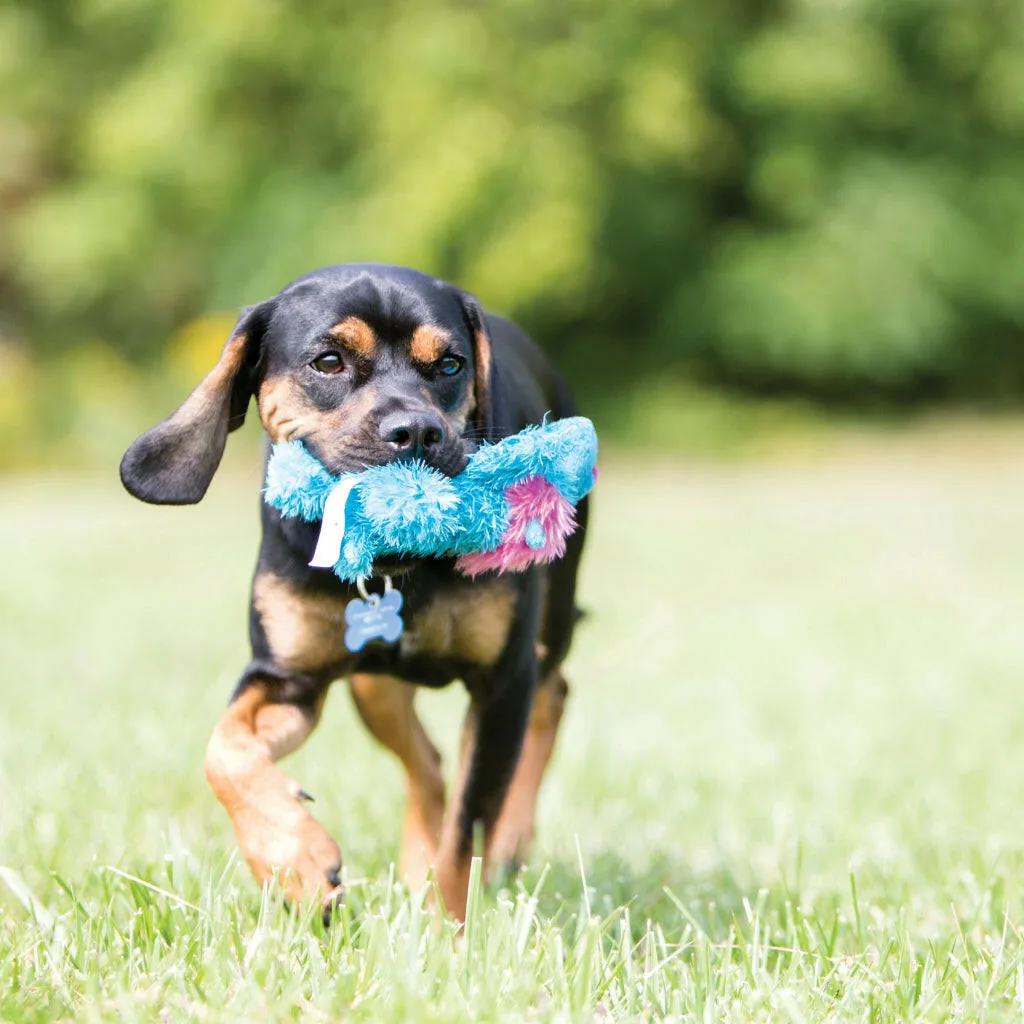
(397, 578), (516, 668)
(252, 571), (517, 678)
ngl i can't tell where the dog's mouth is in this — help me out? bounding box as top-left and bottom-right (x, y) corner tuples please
(295, 435), (468, 580)
(306, 437), (470, 480)
(368, 555), (420, 579)
(373, 441), (470, 479)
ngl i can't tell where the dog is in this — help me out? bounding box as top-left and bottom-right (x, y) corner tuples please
(120, 264), (588, 921)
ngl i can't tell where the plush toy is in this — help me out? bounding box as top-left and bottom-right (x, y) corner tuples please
(263, 416), (598, 585)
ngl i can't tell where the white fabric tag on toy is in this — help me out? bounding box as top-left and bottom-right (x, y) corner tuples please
(309, 478), (359, 569)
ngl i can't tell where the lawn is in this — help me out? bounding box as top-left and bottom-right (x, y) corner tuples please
(2, 424), (1024, 1022)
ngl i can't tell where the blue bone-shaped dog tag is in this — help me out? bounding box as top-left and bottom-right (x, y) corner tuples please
(345, 589), (404, 653)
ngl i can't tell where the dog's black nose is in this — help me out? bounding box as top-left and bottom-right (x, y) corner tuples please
(379, 411), (446, 458)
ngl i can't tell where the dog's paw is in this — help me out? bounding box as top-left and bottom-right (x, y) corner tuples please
(234, 801), (344, 918)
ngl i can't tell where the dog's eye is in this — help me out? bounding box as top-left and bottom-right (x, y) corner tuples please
(311, 352), (345, 375)
(437, 356), (463, 377)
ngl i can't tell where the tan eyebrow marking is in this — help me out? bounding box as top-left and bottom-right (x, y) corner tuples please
(328, 317), (376, 359)
(409, 325), (449, 365)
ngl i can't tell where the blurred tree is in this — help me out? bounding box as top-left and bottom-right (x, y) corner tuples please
(1, 0), (1023, 417)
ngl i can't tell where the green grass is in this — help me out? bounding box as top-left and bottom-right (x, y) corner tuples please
(3, 428), (1024, 1021)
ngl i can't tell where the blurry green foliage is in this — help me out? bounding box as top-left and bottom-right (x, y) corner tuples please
(1, 0), (1023, 462)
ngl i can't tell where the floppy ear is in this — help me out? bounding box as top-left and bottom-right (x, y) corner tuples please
(120, 301), (273, 505)
(459, 292), (494, 441)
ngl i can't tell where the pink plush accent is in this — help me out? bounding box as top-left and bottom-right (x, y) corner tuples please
(457, 475), (577, 577)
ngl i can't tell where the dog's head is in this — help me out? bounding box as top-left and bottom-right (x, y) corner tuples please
(120, 264), (494, 505)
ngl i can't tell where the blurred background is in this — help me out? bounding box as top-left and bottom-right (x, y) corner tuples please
(1, 0), (1022, 469)
(5, 7), (1024, 1011)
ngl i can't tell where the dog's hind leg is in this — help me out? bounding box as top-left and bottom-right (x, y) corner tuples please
(204, 681), (342, 920)
(349, 673), (446, 893)
(486, 668), (569, 870)
(487, 495), (586, 871)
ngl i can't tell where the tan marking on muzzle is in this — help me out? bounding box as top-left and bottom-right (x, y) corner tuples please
(447, 387), (475, 435)
(258, 377), (316, 443)
(258, 378), (380, 457)
(316, 383), (378, 435)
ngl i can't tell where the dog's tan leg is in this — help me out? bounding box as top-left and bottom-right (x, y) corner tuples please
(204, 682), (342, 914)
(434, 707), (478, 921)
(487, 669), (569, 868)
(349, 673), (446, 892)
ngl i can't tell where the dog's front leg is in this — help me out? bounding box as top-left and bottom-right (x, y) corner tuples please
(204, 680), (342, 918)
(434, 574), (541, 921)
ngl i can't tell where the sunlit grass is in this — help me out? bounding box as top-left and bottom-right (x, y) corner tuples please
(2, 430), (1024, 1021)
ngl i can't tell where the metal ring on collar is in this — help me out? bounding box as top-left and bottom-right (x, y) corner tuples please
(356, 575), (393, 601)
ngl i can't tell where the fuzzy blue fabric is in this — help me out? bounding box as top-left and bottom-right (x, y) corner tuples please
(263, 416), (598, 582)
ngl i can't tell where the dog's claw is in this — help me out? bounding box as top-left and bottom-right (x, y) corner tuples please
(321, 869), (344, 927)
(322, 896), (342, 928)
(297, 788), (315, 803)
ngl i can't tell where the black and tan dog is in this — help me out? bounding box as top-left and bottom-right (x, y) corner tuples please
(120, 264), (588, 921)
